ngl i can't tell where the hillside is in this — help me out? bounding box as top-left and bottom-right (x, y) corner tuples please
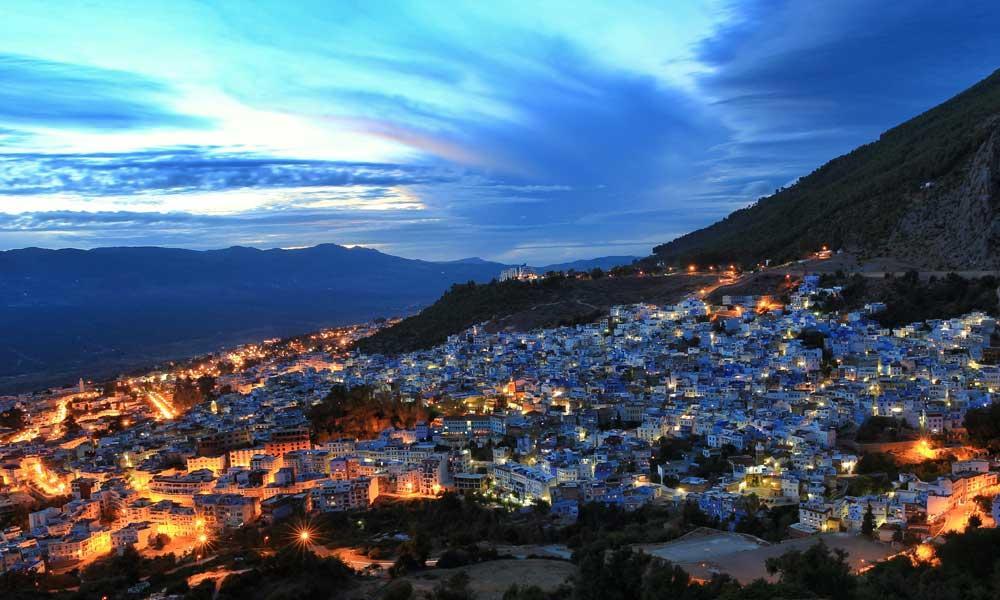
(814, 271), (1000, 328)
(355, 273), (716, 355)
(652, 68), (1000, 270)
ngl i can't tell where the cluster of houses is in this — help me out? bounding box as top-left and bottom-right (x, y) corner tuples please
(2, 275), (1000, 571)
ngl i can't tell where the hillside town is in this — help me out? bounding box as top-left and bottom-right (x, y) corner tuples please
(2, 275), (1000, 577)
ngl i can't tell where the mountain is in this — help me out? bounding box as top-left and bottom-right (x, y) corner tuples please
(536, 255), (638, 273)
(443, 255), (639, 272)
(0, 244), (507, 392)
(652, 68), (1000, 270)
(442, 257), (502, 266)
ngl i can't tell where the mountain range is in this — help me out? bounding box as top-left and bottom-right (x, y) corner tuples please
(0, 244), (634, 392)
(652, 68), (1000, 270)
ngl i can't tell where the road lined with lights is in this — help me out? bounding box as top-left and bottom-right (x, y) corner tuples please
(146, 390), (177, 420)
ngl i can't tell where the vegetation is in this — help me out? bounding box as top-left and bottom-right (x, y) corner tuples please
(309, 385), (431, 442)
(172, 375), (217, 409)
(734, 504), (799, 543)
(7, 496), (1000, 600)
(964, 403), (1000, 451)
(0, 406), (26, 430)
(212, 547), (354, 600)
(355, 274), (712, 355)
(855, 452), (900, 477)
(817, 271), (998, 327)
(568, 528), (1000, 600)
(855, 451), (953, 483)
(861, 504), (876, 538)
(845, 474), (893, 497)
(651, 67), (1000, 268)
(855, 417), (915, 443)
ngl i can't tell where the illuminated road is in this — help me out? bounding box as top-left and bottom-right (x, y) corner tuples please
(24, 457), (68, 496)
(310, 544), (438, 570)
(146, 390), (177, 420)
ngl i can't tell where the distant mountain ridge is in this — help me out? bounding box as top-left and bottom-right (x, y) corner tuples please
(0, 243), (505, 392)
(536, 255), (638, 273)
(0, 243), (633, 392)
(442, 255), (637, 272)
(652, 68), (1000, 270)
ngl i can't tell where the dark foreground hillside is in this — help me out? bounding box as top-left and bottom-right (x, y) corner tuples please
(355, 273), (717, 355)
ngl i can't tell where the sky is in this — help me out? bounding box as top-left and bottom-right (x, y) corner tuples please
(1, 1), (999, 264)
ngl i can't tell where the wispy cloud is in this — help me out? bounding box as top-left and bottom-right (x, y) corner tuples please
(0, 148), (454, 197)
(0, 53), (210, 133)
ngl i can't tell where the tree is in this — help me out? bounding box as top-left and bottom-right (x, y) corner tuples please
(861, 504), (876, 538)
(150, 533), (171, 550)
(63, 414), (82, 437)
(973, 494), (994, 514)
(172, 377), (203, 409)
(383, 580), (414, 600)
(855, 452), (899, 479)
(430, 571), (475, 600)
(964, 403), (1000, 451)
(196, 375), (217, 399)
(856, 417), (912, 443)
(765, 541), (856, 600)
(308, 385), (430, 442)
(502, 585), (549, 600)
(640, 561), (692, 600)
(967, 513), (982, 530)
(0, 407), (27, 430)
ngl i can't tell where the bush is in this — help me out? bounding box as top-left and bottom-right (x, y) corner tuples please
(382, 580), (413, 600)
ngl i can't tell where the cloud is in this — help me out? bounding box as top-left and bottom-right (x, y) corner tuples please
(291, 33), (730, 239)
(0, 54), (210, 133)
(0, 207), (441, 251)
(0, 147), (455, 197)
(692, 0), (1000, 205)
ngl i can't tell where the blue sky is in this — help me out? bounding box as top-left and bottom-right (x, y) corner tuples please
(1, 0), (999, 263)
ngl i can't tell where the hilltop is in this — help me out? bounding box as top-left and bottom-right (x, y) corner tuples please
(652, 68), (1000, 270)
(354, 272), (717, 355)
